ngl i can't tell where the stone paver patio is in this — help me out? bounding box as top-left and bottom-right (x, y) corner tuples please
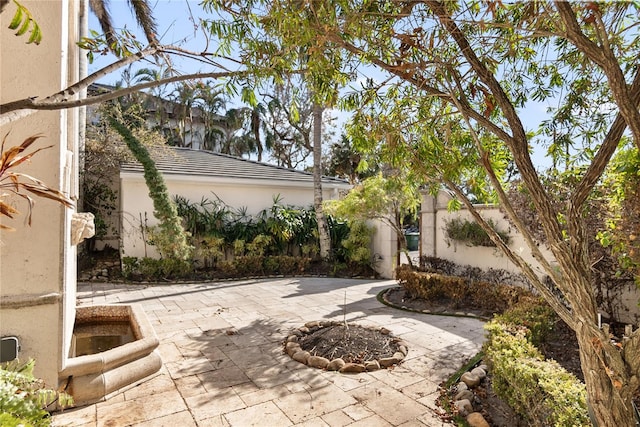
(52, 277), (485, 426)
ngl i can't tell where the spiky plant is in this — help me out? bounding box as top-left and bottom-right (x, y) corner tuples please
(0, 134), (73, 231)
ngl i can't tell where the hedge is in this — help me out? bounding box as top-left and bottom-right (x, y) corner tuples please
(484, 306), (590, 427)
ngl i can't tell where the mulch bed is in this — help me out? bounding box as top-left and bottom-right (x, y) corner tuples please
(298, 324), (399, 364)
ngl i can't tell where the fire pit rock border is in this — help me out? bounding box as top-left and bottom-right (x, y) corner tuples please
(284, 320), (408, 373)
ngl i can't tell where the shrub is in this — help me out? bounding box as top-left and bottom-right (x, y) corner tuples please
(341, 220), (374, 268)
(0, 359), (72, 427)
(444, 217), (511, 247)
(121, 256), (191, 281)
(494, 295), (555, 346)
(484, 309), (589, 426)
(233, 255), (264, 276)
(395, 265), (529, 311)
(196, 235), (225, 268)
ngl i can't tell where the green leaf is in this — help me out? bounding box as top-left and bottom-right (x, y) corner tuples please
(8, 3), (23, 30)
(447, 198), (462, 212)
(16, 13), (30, 36)
(7, 1), (42, 44)
(241, 87), (257, 107)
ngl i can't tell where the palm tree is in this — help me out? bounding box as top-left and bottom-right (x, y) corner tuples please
(133, 67), (172, 133)
(89, 0), (158, 49)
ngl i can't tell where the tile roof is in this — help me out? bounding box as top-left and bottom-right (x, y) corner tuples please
(121, 147), (350, 187)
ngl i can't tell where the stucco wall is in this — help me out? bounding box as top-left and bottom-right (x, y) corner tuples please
(119, 173), (345, 259)
(421, 190), (640, 323)
(0, 0), (80, 388)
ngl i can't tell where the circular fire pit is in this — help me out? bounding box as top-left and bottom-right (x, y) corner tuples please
(284, 320), (408, 373)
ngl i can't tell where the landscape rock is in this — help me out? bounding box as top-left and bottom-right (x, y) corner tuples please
(285, 342), (300, 356)
(454, 399), (473, 417)
(397, 345), (408, 356)
(365, 360), (380, 371)
(471, 367), (487, 379)
(461, 372), (481, 388)
(292, 350), (311, 364)
(466, 412), (490, 427)
(454, 389), (474, 402)
(307, 356), (330, 369)
(339, 363), (366, 373)
(327, 358), (346, 371)
(379, 355), (401, 367)
(456, 381), (468, 391)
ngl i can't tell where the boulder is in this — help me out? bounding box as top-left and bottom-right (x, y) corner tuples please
(471, 367), (487, 379)
(454, 389), (474, 402)
(285, 342), (300, 356)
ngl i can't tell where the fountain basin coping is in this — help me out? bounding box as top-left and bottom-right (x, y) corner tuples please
(59, 304), (161, 406)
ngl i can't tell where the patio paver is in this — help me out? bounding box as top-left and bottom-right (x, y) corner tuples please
(51, 277), (484, 426)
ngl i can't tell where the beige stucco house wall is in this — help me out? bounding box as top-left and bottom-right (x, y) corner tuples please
(0, 0), (83, 388)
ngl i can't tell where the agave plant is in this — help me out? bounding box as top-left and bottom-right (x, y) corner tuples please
(0, 134), (74, 231)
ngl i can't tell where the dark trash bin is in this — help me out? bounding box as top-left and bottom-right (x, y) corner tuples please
(405, 232), (419, 251)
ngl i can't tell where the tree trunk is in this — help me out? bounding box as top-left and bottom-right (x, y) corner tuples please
(575, 322), (637, 427)
(313, 103), (331, 259)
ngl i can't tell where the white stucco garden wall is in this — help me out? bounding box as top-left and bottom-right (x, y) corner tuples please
(421, 190), (553, 277)
(119, 172), (345, 259)
(0, 0), (81, 388)
(421, 190), (640, 323)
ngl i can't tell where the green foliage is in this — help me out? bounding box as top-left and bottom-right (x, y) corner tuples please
(246, 234), (272, 257)
(7, 0), (42, 44)
(121, 256), (191, 281)
(77, 27), (145, 63)
(340, 220), (374, 267)
(599, 145), (640, 280)
(196, 235), (225, 268)
(325, 173), (419, 231)
(484, 319), (589, 427)
(494, 296), (556, 346)
(444, 217), (511, 247)
(0, 359), (72, 427)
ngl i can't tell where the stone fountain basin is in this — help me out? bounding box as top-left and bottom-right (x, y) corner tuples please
(59, 304), (162, 406)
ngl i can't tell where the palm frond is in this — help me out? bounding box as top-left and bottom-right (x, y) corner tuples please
(126, 0), (158, 45)
(89, 0), (116, 47)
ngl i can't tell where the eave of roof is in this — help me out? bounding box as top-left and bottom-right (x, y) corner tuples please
(120, 147), (351, 188)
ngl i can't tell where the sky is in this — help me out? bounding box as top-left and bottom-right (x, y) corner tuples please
(88, 0), (554, 169)
(87, 1), (219, 79)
